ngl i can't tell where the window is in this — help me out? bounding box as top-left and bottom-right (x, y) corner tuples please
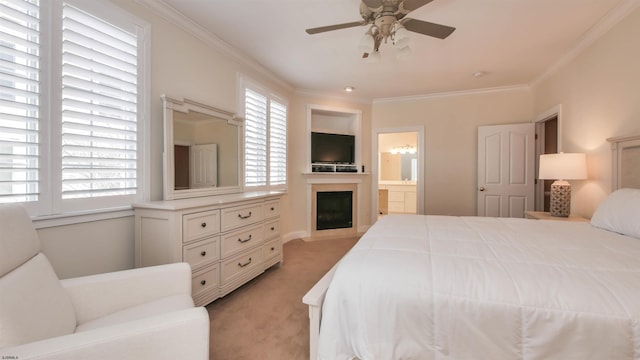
(0, 0), (149, 217)
(241, 78), (287, 190)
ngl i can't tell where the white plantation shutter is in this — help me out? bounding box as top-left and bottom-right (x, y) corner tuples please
(269, 99), (287, 186)
(0, 0), (148, 217)
(0, 0), (40, 203)
(242, 81), (288, 190)
(244, 88), (267, 187)
(61, 3), (138, 199)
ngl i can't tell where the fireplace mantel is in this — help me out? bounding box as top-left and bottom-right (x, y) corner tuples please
(305, 177), (363, 240)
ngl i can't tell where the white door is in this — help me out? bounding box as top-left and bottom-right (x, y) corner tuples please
(190, 144), (217, 188)
(477, 123), (535, 218)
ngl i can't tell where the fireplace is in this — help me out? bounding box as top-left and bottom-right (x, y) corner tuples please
(309, 182), (359, 239)
(316, 191), (353, 230)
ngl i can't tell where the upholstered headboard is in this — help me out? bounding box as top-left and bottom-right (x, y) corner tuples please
(608, 134), (640, 190)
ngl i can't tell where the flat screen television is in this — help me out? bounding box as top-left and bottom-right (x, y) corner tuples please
(311, 132), (355, 164)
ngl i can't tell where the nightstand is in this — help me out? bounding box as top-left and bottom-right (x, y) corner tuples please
(525, 211), (589, 222)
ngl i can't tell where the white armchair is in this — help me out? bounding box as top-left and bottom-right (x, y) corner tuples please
(0, 204), (210, 359)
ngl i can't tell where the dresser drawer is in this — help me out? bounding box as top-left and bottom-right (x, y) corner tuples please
(191, 263), (219, 298)
(183, 237), (219, 269)
(220, 224), (263, 258)
(263, 199), (280, 219)
(221, 203), (263, 232)
(220, 247), (263, 285)
(263, 219), (280, 241)
(263, 239), (281, 262)
(183, 210), (220, 243)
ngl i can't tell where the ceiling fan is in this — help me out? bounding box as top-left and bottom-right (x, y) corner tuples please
(305, 0), (455, 59)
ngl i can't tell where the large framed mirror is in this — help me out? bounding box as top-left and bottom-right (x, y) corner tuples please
(162, 95), (243, 200)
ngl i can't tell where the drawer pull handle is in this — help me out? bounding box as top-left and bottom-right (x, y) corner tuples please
(270, 226), (275, 231)
(238, 257), (252, 268)
(200, 280), (206, 286)
(201, 222), (207, 228)
(200, 251), (207, 256)
(238, 235), (252, 243)
(238, 212), (252, 219)
(270, 207), (275, 211)
(271, 247), (275, 251)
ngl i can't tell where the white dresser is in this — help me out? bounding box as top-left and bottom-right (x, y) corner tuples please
(133, 191), (283, 306)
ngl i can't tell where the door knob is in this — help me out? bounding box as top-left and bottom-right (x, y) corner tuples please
(479, 187), (485, 191)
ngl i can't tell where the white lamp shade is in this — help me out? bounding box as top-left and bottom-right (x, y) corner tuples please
(358, 32), (374, 53)
(394, 26), (411, 49)
(539, 153), (587, 180)
(366, 50), (381, 63)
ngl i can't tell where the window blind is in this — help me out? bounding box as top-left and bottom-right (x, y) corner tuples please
(61, 3), (138, 199)
(0, 0), (40, 203)
(244, 88), (267, 187)
(269, 100), (287, 186)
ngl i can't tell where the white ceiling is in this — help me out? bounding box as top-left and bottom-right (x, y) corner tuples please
(158, 0), (630, 101)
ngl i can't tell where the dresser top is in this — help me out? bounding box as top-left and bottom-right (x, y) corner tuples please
(133, 191), (284, 211)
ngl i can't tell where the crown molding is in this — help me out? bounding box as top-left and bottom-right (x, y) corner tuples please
(531, 0), (640, 88)
(294, 88), (373, 105)
(134, 0), (293, 93)
(372, 84), (531, 104)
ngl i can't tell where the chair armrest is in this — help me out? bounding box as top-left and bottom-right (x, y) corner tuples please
(1, 307), (209, 360)
(61, 262), (193, 324)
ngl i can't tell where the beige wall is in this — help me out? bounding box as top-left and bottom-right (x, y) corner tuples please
(532, 6), (640, 218)
(373, 90), (533, 215)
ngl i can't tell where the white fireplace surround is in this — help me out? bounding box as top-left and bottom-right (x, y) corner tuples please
(306, 178), (364, 240)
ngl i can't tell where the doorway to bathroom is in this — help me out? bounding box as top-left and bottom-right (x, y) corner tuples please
(372, 127), (425, 223)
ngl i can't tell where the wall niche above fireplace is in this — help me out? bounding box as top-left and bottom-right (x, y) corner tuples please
(306, 104), (362, 174)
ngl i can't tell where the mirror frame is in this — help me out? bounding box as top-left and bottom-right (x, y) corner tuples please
(162, 94), (244, 200)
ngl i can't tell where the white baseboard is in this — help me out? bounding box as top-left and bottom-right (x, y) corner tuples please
(282, 231), (308, 243)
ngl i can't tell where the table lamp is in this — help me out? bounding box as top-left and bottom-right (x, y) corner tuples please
(538, 153), (587, 217)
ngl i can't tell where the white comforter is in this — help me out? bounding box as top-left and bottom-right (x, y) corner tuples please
(318, 215), (640, 360)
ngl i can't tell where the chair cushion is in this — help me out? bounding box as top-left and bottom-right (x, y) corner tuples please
(75, 294), (195, 332)
(0, 254), (77, 347)
(0, 204), (41, 277)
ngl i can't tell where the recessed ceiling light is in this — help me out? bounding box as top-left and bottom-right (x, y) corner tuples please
(473, 71), (488, 78)
(344, 86), (355, 92)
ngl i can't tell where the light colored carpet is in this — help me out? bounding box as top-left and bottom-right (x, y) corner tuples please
(206, 236), (359, 360)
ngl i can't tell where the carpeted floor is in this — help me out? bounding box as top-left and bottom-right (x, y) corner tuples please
(206, 236), (359, 360)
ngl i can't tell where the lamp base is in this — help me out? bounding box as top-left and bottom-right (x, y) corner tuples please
(549, 180), (571, 217)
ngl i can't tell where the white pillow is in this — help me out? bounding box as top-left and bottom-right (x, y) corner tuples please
(590, 188), (640, 239)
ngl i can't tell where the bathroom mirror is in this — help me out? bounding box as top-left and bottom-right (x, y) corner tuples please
(162, 95), (243, 200)
(379, 152), (417, 181)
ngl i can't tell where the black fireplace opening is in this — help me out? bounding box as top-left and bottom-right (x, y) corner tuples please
(316, 191), (353, 231)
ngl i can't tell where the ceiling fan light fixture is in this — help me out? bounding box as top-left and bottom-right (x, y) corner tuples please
(393, 25), (411, 49)
(366, 50), (381, 63)
(358, 31), (375, 53)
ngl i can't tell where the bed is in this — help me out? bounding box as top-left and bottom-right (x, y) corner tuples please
(302, 134), (640, 360)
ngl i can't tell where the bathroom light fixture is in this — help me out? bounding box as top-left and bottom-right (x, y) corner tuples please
(344, 86), (355, 92)
(391, 145), (417, 155)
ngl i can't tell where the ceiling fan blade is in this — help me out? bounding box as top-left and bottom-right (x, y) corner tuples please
(305, 21), (364, 35)
(403, 18), (455, 39)
(401, 0), (434, 12)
